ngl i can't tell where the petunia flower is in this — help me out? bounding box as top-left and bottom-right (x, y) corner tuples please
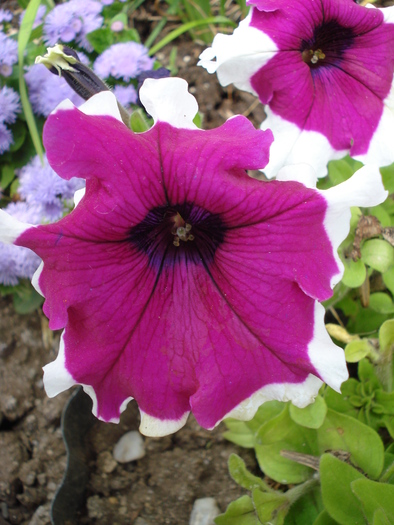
(198, 0), (394, 178)
(0, 78), (387, 436)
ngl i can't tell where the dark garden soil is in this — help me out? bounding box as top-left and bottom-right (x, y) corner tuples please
(0, 19), (264, 524)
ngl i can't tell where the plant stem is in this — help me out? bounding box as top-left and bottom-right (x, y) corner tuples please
(286, 477), (319, 505)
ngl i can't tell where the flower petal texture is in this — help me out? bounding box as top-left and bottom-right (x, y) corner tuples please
(1, 79), (386, 436)
(199, 0), (394, 178)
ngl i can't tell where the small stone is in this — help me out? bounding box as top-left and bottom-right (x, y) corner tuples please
(97, 451), (117, 474)
(113, 431), (145, 463)
(189, 498), (220, 525)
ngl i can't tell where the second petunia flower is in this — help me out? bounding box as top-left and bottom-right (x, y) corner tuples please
(199, 0), (394, 178)
(0, 78), (387, 436)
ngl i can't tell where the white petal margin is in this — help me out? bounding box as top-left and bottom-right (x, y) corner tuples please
(198, 12), (277, 94)
(139, 77), (198, 130)
(74, 187), (86, 208)
(51, 91), (123, 123)
(355, 79), (394, 169)
(31, 261), (44, 296)
(320, 165), (388, 288)
(139, 410), (190, 437)
(43, 331), (77, 397)
(224, 374), (323, 423)
(261, 108), (347, 179)
(0, 209), (35, 244)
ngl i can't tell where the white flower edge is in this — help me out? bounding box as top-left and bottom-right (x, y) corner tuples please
(198, 12), (277, 94)
(262, 108), (348, 179)
(139, 410), (190, 437)
(321, 164), (388, 288)
(355, 79), (394, 169)
(0, 209), (35, 244)
(139, 77), (198, 130)
(52, 90), (123, 122)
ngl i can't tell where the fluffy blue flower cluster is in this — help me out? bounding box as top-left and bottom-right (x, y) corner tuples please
(0, 86), (20, 154)
(0, 156), (85, 285)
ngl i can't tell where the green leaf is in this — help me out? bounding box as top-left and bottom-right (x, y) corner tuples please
(285, 489), (323, 525)
(313, 510), (339, 525)
(369, 205), (392, 228)
(380, 164), (394, 195)
(369, 293), (394, 314)
(116, 28), (141, 43)
(383, 266), (394, 296)
(340, 256), (366, 289)
(223, 420), (255, 448)
(248, 401), (285, 432)
(380, 453), (394, 484)
(289, 396), (327, 429)
(324, 384), (358, 418)
(215, 495), (261, 525)
(317, 409), (384, 479)
(13, 285), (44, 314)
(129, 109), (152, 132)
(0, 165), (15, 190)
(255, 406), (316, 484)
(252, 489), (288, 524)
(344, 340), (374, 363)
(379, 319), (394, 356)
(327, 159), (354, 185)
(86, 28), (114, 53)
(373, 508), (391, 525)
(320, 454), (366, 525)
(361, 239), (394, 273)
(9, 122), (27, 152)
(351, 478), (394, 524)
(228, 454), (273, 493)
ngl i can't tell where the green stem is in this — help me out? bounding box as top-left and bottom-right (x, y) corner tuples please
(286, 477), (319, 505)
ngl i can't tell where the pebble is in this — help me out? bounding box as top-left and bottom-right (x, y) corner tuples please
(113, 431), (145, 463)
(189, 498), (220, 525)
(97, 451), (117, 474)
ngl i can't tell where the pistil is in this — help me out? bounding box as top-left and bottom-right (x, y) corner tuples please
(171, 213), (194, 246)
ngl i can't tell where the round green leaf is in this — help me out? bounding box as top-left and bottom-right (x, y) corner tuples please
(341, 255), (367, 288)
(344, 340), (373, 363)
(317, 410), (384, 479)
(361, 239), (394, 273)
(383, 266), (394, 296)
(289, 396), (327, 429)
(313, 510), (339, 525)
(369, 293), (394, 314)
(379, 319), (394, 355)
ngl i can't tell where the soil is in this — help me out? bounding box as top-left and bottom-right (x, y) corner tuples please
(0, 16), (264, 525)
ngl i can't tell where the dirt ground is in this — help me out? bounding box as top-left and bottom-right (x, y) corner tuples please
(0, 26), (264, 525)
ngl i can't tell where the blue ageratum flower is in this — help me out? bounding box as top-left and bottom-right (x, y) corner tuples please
(93, 42), (154, 82)
(0, 31), (18, 77)
(18, 154), (85, 222)
(43, 0), (103, 52)
(0, 86), (20, 155)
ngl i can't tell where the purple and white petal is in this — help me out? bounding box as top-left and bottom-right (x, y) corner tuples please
(200, 1), (394, 177)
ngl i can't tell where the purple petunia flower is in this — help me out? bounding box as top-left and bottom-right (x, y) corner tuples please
(43, 0), (103, 52)
(18, 154), (85, 222)
(93, 42), (154, 82)
(0, 122), (13, 154)
(0, 78), (387, 436)
(25, 64), (84, 117)
(0, 31), (18, 77)
(0, 202), (42, 285)
(0, 86), (21, 124)
(199, 0), (394, 178)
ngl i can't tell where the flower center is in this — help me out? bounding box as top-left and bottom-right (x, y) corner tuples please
(170, 212), (195, 247)
(301, 20), (355, 70)
(128, 203), (226, 268)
